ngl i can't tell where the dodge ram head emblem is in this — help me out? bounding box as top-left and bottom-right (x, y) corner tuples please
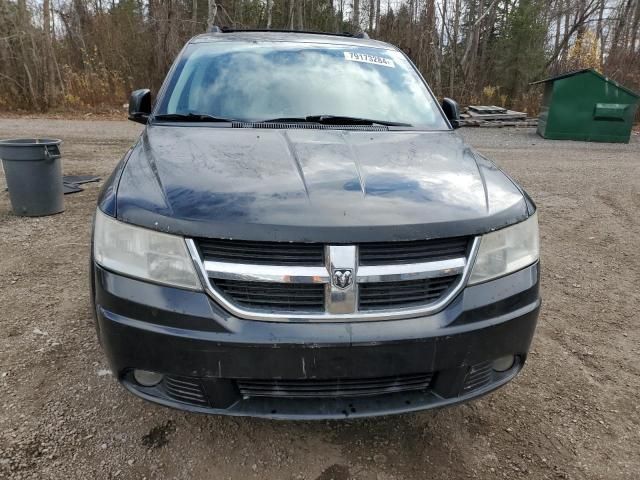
(332, 269), (353, 289)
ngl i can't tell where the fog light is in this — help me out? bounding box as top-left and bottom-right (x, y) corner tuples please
(133, 369), (163, 387)
(492, 355), (515, 372)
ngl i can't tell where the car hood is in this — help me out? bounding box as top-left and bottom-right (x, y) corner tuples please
(114, 125), (529, 242)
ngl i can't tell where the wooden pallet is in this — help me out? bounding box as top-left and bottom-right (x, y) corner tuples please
(459, 118), (538, 128)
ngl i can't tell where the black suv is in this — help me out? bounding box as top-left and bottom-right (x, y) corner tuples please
(91, 30), (540, 419)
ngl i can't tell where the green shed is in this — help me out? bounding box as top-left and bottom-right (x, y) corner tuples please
(531, 69), (639, 143)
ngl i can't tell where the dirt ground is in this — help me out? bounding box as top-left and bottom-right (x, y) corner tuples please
(0, 118), (638, 480)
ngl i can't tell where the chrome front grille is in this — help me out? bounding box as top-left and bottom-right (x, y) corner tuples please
(187, 236), (478, 322)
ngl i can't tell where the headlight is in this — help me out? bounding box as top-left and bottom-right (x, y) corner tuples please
(468, 213), (539, 285)
(93, 209), (202, 290)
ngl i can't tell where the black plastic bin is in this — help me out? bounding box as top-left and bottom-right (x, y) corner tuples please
(0, 138), (64, 216)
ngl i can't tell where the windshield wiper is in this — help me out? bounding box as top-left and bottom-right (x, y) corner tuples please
(259, 115), (412, 127)
(153, 112), (235, 123)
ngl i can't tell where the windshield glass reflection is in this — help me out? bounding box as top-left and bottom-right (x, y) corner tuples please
(158, 42), (448, 129)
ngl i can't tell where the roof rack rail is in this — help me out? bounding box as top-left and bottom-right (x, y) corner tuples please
(207, 26), (371, 39)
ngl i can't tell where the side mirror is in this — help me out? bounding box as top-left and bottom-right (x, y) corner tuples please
(441, 98), (461, 129)
(128, 89), (151, 124)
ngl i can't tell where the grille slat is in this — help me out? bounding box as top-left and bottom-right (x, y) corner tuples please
(359, 276), (458, 310)
(359, 245), (468, 255)
(359, 279), (455, 293)
(238, 373), (433, 398)
(359, 237), (469, 265)
(359, 238), (468, 249)
(197, 238), (324, 265)
(360, 250), (466, 263)
(356, 289), (448, 299)
(463, 361), (494, 392)
(163, 376), (208, 405)
(219, 291), (321, 297)
(214, 279), (325, 311)
(242, 373), (431, 388)
(165, 380), (203, 394)
(165, 387), (206, 402)
(357, 287), (450, 296)
(200, 248), (320, 259)
(239, 380), (431, 394)
(358, 293), (444, 305)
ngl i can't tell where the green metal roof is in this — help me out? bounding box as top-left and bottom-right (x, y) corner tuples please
(530, 68), (640, 99)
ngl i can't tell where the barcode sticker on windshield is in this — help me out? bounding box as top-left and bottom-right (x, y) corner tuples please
(344, 52), (395, 68)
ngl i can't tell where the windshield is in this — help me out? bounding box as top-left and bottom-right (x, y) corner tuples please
(156, 41), (448, 129)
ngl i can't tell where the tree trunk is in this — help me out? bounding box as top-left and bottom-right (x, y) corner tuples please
(289, 0), (295, 29)
(297, 0), (304, 30)
(43, 0), (56, 108)
(627, 0), (640, 51)
(369, 0), (374, 32)
(478, 0), (497, 88)
(353, 0), (360, 28)
(207, 0), (217, 29)
(554, 0), (561, 56)
(192, 0), (198, 32)
(561, 0), (570, 64)
(375, 0), (381, 34)
(266, 0), (273, 29)
(450, 0), (461, 97)
(17, 0), (27, 25)
(596, 0), (604, 65)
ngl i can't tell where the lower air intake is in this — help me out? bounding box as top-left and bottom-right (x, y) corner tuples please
(462, 361), (494, 392)
(237, 373), (433, 399)
(162, 376), (208, 406)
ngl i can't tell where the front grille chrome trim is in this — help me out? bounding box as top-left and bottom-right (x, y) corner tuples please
(185, 237), (480, 323)
(357, 258), (465, 283)
(202, 261), (329, 284)
(201, 257), (465, 285)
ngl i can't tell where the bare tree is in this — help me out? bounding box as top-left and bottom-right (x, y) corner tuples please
(43, 0), (56, 107)
(595, 0), (605, 63)
(297, 0), (304, 29)
(208, 0), (217, 29)
(266, 0), (273, 28)
(545, 0), (601, 70)
(1, 0), (638, 118)
(353, 0), (360, 28)
(289, 0), (295, 29)
(450, 0), (461, 96)
(629, 0), (640, 52)
(368, 0), (375, 32)
(192, 0), (198, 32)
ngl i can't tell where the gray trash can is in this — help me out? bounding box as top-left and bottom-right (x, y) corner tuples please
(0, 138), (64, 216)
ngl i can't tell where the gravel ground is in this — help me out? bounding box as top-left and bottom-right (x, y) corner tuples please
(0, 119), (638, 480)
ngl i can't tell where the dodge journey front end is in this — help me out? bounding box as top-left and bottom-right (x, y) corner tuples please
(91, 29), (541, 419)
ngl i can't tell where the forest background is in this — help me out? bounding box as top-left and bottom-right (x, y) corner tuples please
(1, 0), (638, 117)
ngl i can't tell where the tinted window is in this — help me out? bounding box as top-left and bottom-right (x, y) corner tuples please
(157, 41), (448, 129)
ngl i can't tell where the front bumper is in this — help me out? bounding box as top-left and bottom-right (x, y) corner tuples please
(93, 262), (540, 419)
